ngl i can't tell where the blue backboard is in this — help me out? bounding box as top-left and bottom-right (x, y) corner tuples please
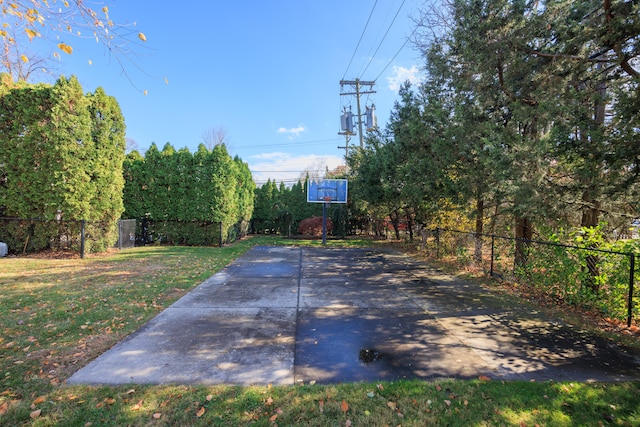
(307, 179), (348, 204)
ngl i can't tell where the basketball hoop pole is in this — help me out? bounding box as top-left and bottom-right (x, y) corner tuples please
(319, 191), (333, 246)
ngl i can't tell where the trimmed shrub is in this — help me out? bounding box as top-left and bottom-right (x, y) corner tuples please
(298, 216), (332, 237)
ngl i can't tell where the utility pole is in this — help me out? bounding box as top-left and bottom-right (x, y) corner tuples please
(340, 79), (376, 148)
(337, 132), (352, 173)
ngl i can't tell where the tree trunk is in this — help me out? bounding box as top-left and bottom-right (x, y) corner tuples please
(474, 196), (484, 265)
(581, 191), (601, 294)
(579, 70), (605, 293)
(514, 216), (532, 271)
(406, 209), (414, 242)
(390, 210), (400, 240)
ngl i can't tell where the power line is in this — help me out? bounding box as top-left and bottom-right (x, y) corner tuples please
(237, 138), (341, 150)
(373, 24), (417, 82)
(359, 0), (407, 79)
(251, 170), (309, 173)
(342, 0), (378, 81)
(253, 179), (308, 186)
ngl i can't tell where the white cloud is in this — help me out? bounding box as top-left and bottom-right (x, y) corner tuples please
(251, 151), (291, 161)
(276, 125), (306, 137)
(387, 65), (421, 92)
(249, 152), (344, 186)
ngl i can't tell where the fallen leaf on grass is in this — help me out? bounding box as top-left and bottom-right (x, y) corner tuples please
(387, 401), (397, 411)
(196, 406), (205, 417)
(152, 413), (162, 419)
(131, 400), (143, 410)
(30, 409), (42, 418)
(0, 401), (8, 415)
(341, 400), (349, 413)
(270, 414), (278, 422)
(105, 398), (116, 405)
(32, 395), (47, 405)
(206, 394), (213, 401)
(346, 420), (352, 426)
(319, 399), (324, 414)
(444, 400), (451, 407)
(479, 375), (491, 381)
(266, 396), (274, 406)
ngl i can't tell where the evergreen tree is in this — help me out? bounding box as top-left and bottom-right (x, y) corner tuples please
(121, 142), (254, 242)
(0, 75), (125, 252)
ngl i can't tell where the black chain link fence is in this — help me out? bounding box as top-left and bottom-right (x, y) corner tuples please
(419, 228), (638, 326)
(1, 217), (247, 258)
(0, 217), (117, 258)
(136, 219), (224, 247)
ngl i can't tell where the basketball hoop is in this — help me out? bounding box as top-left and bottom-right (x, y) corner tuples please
(323, 195), (332, 203)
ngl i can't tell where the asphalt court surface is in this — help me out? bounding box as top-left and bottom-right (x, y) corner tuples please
(68, 246), (640, 386)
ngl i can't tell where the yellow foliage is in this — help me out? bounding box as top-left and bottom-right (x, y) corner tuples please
(25, 28), (38, 41)
(57, 43), (73, 54)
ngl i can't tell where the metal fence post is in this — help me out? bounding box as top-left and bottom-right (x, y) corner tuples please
(628, 253), (635, 327)
(118, 219), (122, 250)
(80, 219), (85, 259)
(219, 221), (223, 247)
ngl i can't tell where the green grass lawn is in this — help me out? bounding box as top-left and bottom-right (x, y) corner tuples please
(1, 235), (639, 426)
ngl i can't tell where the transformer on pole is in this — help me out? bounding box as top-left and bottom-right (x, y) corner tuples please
(365, 104), (377, 131)
(339, 79), (376, 148)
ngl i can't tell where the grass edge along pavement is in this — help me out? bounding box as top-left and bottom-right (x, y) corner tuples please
(0, 236), (638, 426)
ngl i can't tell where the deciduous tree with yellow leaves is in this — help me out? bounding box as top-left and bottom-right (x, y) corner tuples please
(0, 0), (146, 81)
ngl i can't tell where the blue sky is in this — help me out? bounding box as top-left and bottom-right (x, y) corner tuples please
(35, 1), (423, 186)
